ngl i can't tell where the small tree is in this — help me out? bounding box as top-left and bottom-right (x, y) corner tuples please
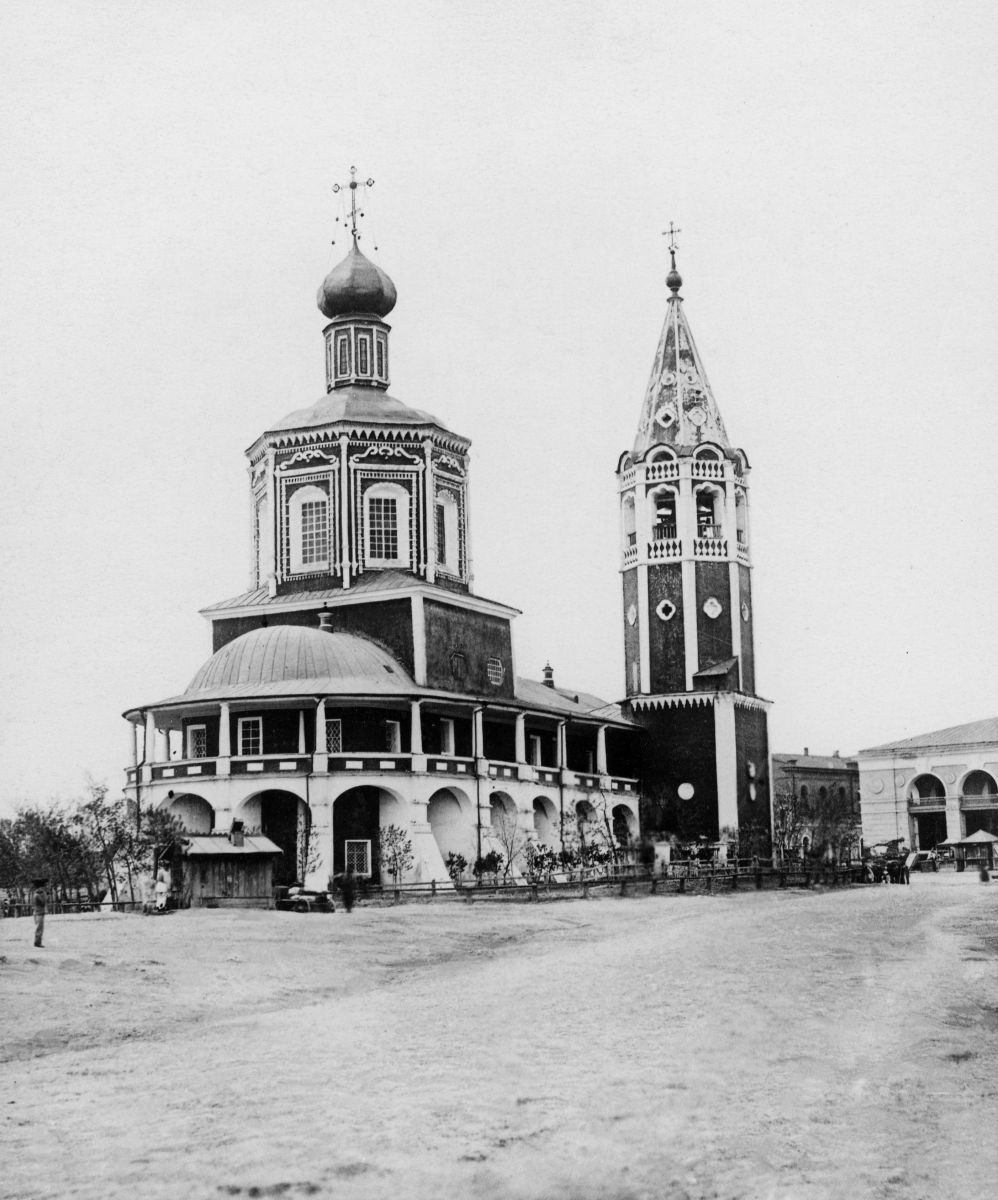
(378, 824), (414, 885)
(490, 811), (530, 881)
(445, 851), (467, 884)
(773, 790), (810, 862)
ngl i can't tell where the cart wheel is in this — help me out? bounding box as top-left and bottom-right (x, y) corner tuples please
(294, 900), (309, 913)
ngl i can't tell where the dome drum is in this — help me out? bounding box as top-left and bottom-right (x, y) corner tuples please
(324, 315), (390, 391)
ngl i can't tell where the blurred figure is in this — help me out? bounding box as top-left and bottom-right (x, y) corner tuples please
(32, 878), (47, 947)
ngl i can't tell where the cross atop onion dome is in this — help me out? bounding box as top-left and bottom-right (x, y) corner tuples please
(317, 167), (397, 320)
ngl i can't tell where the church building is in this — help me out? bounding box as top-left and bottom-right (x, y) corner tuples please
(122, 184), (769, 891)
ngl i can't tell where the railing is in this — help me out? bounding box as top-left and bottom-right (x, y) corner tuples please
(697, 523), (722, 538)
(622, 544), (638, 567)
(648, 536), (681, 561)
(653, 522), (677, 540)
(326, 753), (413, 773)
(693, 534), (727, 558)
(960, 792), (998, 810)
(646, 460), (679, 481)
(153, 758), (218, 781)
(908, 794), (948, 808)
(232, 754), (313, 775)
(691, 459), (725, 480)
(427, 755), (475, 775)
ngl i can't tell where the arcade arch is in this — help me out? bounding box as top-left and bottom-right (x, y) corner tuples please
(427, 786), (476, 865)
(162, 791), (214, 833)
(236, 789), (309, 886)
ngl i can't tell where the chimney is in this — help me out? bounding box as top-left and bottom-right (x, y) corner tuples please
(318, 608), (334, 632)
(804, 746), (809, 757)
(542, 662), (555, 688)
(230, 819), (245, 847)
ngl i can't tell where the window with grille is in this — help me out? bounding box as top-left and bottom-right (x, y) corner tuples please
(368, 495), (399, 560)
(187, 725), (207, 759)
(299, 500), (329, 566)
(325, 718), (342, 753)
(487, 658), (505, 685)
(238, 717), (262, 756)
(345, 840), (371, 877)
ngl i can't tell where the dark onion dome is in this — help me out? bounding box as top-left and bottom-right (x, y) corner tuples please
(666, 250), (683, 295)
(317, 243), (397, 319)
(184, 626), (414, 699)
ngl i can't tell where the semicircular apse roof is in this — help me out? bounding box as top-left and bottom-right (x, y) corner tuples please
(183, 625), (414, 699)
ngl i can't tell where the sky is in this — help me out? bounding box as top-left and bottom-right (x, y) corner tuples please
(1, 1), (996, 814)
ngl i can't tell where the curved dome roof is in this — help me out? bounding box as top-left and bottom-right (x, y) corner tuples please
(317, 244), (397, 319)
(266, 385), (447, 436)
(185, 625), (414, 699)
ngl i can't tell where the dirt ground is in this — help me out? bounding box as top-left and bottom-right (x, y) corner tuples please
(2, 872), (997, 1200)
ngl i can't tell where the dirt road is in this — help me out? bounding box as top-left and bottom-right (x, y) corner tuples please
(2, 873), (996, 1199)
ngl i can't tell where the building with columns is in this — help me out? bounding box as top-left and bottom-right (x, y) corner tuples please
(617, 246), (772, 846)
(122, 207), (642, 892)
(857, 717), (998, 851)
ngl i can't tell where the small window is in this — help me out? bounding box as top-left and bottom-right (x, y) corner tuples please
(300, 499), (328, 566)
(385, 720), (402, 754)
(450, 652), (467, 681)
(238, 717), (262, 756)
(435, 502), (447, 566)
(357, 333), (371, 376)
(345, 839), (371, 877)
(487, 658), (505, 686)
(368, 495), (398, 559)
(325, 718), (343, 753)
(337, 334), (351, 376)
(364, 482), (409, 567)
(186, 725), (207, 760)
(440, 718), (455, 756)
(375, 334), (386, 378)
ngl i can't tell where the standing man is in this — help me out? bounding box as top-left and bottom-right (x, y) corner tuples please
(32, 878), (47, 948)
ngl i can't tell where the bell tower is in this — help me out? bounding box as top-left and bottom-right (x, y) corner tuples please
(619, 231), (771, 847)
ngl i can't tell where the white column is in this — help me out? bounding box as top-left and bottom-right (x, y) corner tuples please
(339, 434), (351, 587)
(144, 711), (156, 763)
(714, 696), (739, 833)
(596, 725), (608, 775)
(297, 709), (306, 754)
(423, 439), (435, 583)
(515, 714), (526, 763)
(637, 562), (651, 694)
(314, 699), (327, 750)
(473, 707), (485, 756)
(218, 703), (231, 756)
(128, 720), (139, 769)
(729, 560), (742, 688)
(410, 700), (423, 754)
(556, 721), (567, 768)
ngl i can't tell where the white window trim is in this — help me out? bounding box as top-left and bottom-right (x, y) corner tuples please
(364, 481), (411, 569)
(238, 717), (262, 757)
(435, 489), (460, 574)
(345, 839), (372, 877)
(289, 483), (330, 574)
(186, 724), (207, 760)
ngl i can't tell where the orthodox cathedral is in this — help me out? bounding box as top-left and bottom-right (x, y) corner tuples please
(122, 180), (770, 892)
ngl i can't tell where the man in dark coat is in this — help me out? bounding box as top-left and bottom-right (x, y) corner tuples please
(32, 878), (47, 948)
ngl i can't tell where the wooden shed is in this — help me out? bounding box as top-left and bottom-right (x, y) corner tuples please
(179, 828), (283, 908)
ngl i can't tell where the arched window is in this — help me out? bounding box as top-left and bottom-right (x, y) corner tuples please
(435, 489), (460, 574)
(652, 488), (677, 539)
(695, 488), (721, 537)
(289, 485), (329, 574)
(364, 482), (410, 568)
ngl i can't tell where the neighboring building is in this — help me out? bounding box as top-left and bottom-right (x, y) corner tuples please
(857, 718), (998, 850)
(618, 244), (771, 848)
(771, 750), (861, 860)
(122, 193), (769, 888)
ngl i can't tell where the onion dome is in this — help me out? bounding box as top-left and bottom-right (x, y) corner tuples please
(184, 626), (414, 698)
(666, 249), (683, 295)
(317, 244), (397, 319)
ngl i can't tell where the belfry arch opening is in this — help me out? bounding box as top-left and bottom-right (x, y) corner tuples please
(651, 487), (677, 539)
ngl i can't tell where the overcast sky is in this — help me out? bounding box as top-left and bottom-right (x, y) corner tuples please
(1, 1), (996, 814)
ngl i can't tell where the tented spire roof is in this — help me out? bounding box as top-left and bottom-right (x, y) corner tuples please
(633, 255), (729, 456)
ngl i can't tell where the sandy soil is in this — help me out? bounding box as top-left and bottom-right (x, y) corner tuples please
(2, 873), (997, 1200)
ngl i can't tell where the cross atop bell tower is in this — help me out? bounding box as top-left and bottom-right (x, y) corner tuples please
(331, 166), (376, 246)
